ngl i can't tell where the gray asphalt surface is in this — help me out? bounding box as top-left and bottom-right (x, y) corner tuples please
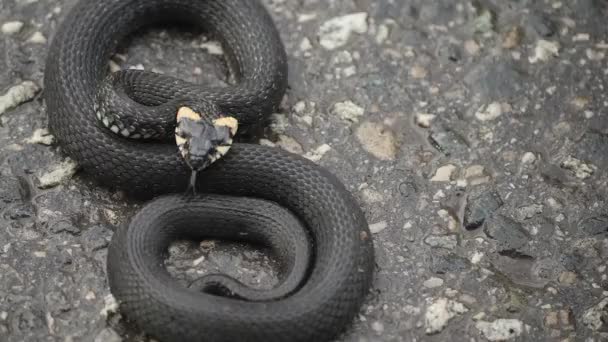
(1, 0), (607, 341)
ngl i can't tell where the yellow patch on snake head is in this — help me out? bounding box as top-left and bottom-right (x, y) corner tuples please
(213, 116), (238, 136)
(177, 107), (202, 121)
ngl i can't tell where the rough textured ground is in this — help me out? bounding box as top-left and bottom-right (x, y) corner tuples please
(1, 0), (608, 341)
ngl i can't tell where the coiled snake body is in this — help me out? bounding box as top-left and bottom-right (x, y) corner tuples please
(44, 0), (374, 341)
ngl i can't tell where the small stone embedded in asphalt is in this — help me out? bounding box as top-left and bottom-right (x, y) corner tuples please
(275, 135), (303, 154)
(37, 159), (79, 189)
(415, 113), (436, 128)
(424, 235), (457, 250)
(483, 215), (530, 256)
(25, 128), (55, 145)
(424, 297), (468, 334)
(430, 252), (471, 274)
(303, 144), (331, 162)
(560, 156), (596, 179)
(331, 100), (364, 123)
(502, 26), (523, 49)
(27, 31), (47, 44)
(431, 164), (457, 182)
(529, 40), (560, 63)
(475, 319), (524, 341)
(1, 21), (24, 34)
(472, 8), (496, 33)
(463, 189), (503, 230)
(521, 152), (536, 164)
(544, 308), (575, 331)
(0, 81), (40, 116)
(423, 277), (444, 289)
(558, 271), (577, 285)
(369, 221), (388, 234)
(582, 298), (608, 331)
(515, 204), (543, 221)
(579, 216), (608, 236)
(318, 12), (368, 50)
(475, 102), (507, 122)
(355, 121), (397, 161)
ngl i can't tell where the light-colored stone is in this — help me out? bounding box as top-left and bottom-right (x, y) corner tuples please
(27, 31), (47, 44)
(561, 156), (596, 179)
(410, 65), (428, 79)
(276, 135), (304, 154)
(375, 24), (390, 44)
(424, 298), (468, 334)
(475, 319), (524, 341)
(415, 113), (436, 128)
(360, 187), (383, 204)
(475, 102), (506, 121)
(464, 40), (480, 55)
(371, 321), (384, 334)
(424, 235), (457, 250)
(199, 41), (223, 55)
(299, 37), (312, 51)
(529, 40), (560, 64)
(573, 33), (590, 42)
(431, 164), (457, 182)
(85, 291), (96, 301)
(582, 298), (608, 331)
(1, 21), (24, 34)
(25, 128), (55, 145)
(586, 48), (605, 61)
(423, 277), (444, 289)
(558, 271), (577, 285)
(318, 13), (368, 50)
(521, 152), (536, 164)
(464, 165), (485, 179)
(100, 294), (119, 318)
(332, 100), (364, 123)
(369, 221), (388, 234)
(0, 81), (40, 116)
(38, 159), (79, 189)
(304, 144), (331, 162)
(355, 121), (397, 161)
(502, 26), (523, 49)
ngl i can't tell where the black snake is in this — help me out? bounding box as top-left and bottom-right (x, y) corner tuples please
(44, 0), (375, 341)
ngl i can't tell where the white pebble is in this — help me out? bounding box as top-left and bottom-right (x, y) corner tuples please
(431, 164), (457, 182)
(475, 102), (505, 121)
(521, 152), (536, 164)
(1, 21), (24, 34)
(425, 298), (468, 334)
(27, 31), (47, 44)
(0, 81), (40, 116)
(318, 13), (368, 50)
(423, 277), (444, 289)
(529, 40), (560, 64)
(476, 319), (524, 341)
(369, 221), (388, 234)
(38, 159), (79, 189)
(415, 113), (436, 128)
(332, 100), (364, 123)
(24, 128), (55, 145)
(304, 144), (331, 162)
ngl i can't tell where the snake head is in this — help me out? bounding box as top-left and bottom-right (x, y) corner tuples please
(175, 107), (238, 171)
